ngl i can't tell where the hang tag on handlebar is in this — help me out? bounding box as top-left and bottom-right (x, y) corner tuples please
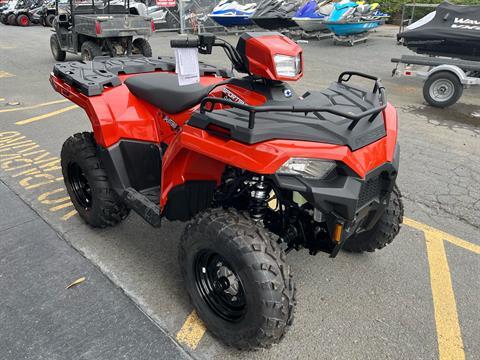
(174, 48), (200, 86)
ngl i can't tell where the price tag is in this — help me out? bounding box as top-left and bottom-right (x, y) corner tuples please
(175, 47), (200, 86)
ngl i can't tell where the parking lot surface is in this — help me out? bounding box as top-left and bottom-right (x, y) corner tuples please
(0, 25), (479, 360)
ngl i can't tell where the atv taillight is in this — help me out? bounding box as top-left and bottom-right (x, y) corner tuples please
(150, 19), (155, 33)
(95, 21), (101, 35)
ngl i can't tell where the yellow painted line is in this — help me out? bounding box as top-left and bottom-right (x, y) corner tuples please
(15, 105), (78, 125)
(61, 210), (77, 221)
(405, 217), (480, 254)
(49, 202), (74, 212)
(425, 231), (465, 360)
(0, 99), (69, 114)
(0, 70), (14, 78)
(176, 311), (206, 350)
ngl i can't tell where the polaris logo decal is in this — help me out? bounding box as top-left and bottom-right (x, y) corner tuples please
(451, 17), (480, 31)
(223, 88), (245, 104)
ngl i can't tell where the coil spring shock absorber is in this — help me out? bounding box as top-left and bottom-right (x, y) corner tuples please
(249, 176), (270, 221)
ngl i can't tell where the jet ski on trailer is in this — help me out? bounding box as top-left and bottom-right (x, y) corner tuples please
(251, 0), (300, 30)
(397, 2), (480, 61)
(209, 0), (257, 27)
(292, 0), (333, 32)
(324, 1), (387, 45)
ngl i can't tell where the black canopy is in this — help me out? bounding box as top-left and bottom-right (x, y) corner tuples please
(398, 2), (480, 60)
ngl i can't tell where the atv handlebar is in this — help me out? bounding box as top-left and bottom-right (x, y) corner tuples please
(170, 38), (200, 48)
(200, 72), (387, 131)
(170, 33), (246, 73)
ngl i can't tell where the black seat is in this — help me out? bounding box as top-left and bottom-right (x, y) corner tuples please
(124, 73), (214, 114)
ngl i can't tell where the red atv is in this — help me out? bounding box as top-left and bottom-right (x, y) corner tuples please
(50, 32), (403, 349)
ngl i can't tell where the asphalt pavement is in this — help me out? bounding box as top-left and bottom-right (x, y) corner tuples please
(0, 25), (479, 360)
(0, 180), (190, 360)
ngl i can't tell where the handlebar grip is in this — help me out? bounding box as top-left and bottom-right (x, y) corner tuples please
(170, 38), (199, 48)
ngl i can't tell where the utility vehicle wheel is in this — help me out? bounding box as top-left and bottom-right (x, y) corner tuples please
(423, 71), (463, 108)
(81, 41), (102, 61)
(180, 209), (296, 350)
(7, 14), (16, 25)
(343, 185), (403, 253)
(17, 14), (29, 26)
(61, 132), (130, 228)
(166, 11), (179, 29)
(50, 34), (66, 61)
(1, 14), (8, 25)
(132, 38), (152, 57)
(45, 13), (55, 27)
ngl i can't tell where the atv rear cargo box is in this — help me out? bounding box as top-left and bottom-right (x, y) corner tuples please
(74, 14), (152, 37)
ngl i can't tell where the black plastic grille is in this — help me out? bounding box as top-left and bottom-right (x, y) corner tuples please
(358, 176), (383, 207)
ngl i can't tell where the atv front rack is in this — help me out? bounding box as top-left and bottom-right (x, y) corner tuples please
(200, 72), (387, 131)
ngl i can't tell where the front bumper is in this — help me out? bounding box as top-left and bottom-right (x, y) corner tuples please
(273, 143), (400, 238)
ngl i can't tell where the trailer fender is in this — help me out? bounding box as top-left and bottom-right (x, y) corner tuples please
(427, 65), (467, 85)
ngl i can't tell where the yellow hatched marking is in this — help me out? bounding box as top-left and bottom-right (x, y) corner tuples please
(0, 99), (69, 113)
(15, 105), (78, 125)
(176, 311), (206, 350)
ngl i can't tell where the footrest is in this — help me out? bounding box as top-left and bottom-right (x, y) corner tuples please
(122, 187), (161, 227)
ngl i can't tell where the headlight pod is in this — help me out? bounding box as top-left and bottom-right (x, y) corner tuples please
(274, 54), (302, 78)
(276, 158), (336, 180)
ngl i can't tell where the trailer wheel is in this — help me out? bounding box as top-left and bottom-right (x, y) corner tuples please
(81, 41), (102, 61)
(45, 14), (55, 27)
(180, 209), (296, 349)
(166, 11), (180, 29)
(132, 38), (152, 57)
(50, 34), (66, 61)
(423, 71), (463, 108)
(17, 14), (29, 26)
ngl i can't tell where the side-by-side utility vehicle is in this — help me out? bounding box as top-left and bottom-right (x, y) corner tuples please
(50, 0), (153, 62)
(50, 32), (403, 349)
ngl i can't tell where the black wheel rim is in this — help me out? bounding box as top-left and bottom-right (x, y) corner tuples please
(67, 162), (92, 209)
(194, 251), (247, 322)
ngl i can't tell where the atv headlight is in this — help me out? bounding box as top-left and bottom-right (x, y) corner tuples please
(277, 158), (336, 180)
(274, 54), (301, 78)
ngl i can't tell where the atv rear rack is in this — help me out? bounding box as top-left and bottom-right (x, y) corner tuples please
(200, 72), (387, 131)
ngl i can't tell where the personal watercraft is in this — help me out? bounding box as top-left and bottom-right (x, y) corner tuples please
(397, 2), (480, 61)
(209, 0), (257, 27)
(251, 0), (300, 30)
(324, 1), (386, 45)
(292, 0), (333, 32)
